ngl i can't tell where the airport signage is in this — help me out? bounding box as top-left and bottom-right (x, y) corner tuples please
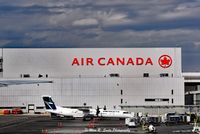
(158, 55), (172, 68)
(71, 54), (172, 68)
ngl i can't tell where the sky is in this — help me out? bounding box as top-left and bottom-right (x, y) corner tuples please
(0, 0), (200, 72)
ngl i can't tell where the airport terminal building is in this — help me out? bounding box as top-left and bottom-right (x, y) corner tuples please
(0, 48), (199, 114)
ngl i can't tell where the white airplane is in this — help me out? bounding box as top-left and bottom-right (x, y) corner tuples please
(42, 95), (133, 119)
(0, 80), (52, 87)
(42, 95), (84, 118)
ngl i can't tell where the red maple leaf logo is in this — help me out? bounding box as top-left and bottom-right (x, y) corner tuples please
(158, 55), (172, 68)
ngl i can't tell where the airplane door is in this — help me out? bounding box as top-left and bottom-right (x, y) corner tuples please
(28, 104), (35, 114)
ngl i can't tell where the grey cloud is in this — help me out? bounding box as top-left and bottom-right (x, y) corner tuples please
(0, 39), (11, 46)
(72, 18), (98, 26)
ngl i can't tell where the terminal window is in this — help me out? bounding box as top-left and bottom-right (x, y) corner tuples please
(145, 99), (155, 101)
(161, 99), (169, 101)
(121, 99), (123, 104)
(171, 89), (174, 95)
(120, 90), (123, 95)
(0, 57), (2, 72)
(23, 74), (30, 78)
(160, 73), (169, 77)
(143, 73), (149, 77)
(109, 73), (120, 77)
(145, 98), (169, 102)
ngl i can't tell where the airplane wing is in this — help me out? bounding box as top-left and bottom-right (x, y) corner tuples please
(0, 80), (53, 87)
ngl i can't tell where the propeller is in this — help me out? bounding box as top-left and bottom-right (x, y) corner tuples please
(96, 105), (100, 117)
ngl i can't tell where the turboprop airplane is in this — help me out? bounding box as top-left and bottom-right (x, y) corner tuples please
(42, 95), (84, 118)
(42, 95), (133, 120)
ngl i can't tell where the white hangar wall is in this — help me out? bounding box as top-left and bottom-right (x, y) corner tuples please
(51, 77), (184, 107)
(0, 48), (184, 112)
(2, 48), (182, 78)
(0, 77), (184, 109)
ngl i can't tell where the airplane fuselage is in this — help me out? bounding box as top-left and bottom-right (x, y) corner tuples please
(46, 106), (84, 118)
(99, 109), (133, 118)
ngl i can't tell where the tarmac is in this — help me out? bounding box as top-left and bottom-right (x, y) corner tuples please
(0, 115), (195, 134)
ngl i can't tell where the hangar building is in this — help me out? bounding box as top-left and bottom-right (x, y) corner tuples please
(0, 48), (190, 114)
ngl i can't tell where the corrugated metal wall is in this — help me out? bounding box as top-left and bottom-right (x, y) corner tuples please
(0, 77), (184, 110)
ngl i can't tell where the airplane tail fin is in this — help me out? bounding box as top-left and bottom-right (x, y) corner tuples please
(42, 95), (57, 110)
